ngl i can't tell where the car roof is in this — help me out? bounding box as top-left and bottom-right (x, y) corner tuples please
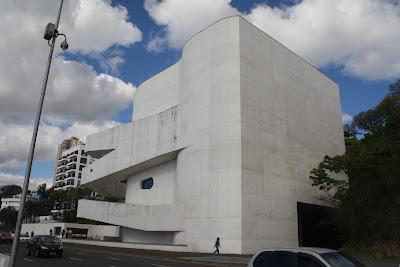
(258, 247), (338, 254)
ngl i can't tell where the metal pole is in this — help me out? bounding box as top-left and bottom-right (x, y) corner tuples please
(9, 1), (64, 266)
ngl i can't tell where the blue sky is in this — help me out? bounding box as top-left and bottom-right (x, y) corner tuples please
(79, 0), (391, 120)
(0, 0), (397, 188)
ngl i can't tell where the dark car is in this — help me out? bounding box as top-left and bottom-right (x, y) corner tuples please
(0, 232), (13, 243)
(26, 235), (63, 258)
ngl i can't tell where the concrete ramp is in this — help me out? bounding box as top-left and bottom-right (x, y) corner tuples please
(77, 199), (184, 232)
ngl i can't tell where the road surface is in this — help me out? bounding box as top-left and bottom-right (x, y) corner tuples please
(0, 242), (248, 267)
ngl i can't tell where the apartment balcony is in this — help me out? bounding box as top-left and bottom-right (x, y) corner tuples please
(56, 165), (65, 170)
(67, 159), (78, 165)
(53, 182), (65, 190)
(66, 168), (76, 174)
(55, 175), (65, 181)
(77, 199), (183, 232)
(54, 179), (64, 185)
(66, 164), (77, 171)
(68, 152), (78, 159)
(55, 171), (65, 177)
(57, 161), (67, 168)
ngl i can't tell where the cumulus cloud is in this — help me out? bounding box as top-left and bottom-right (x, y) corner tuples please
(62, 0), (142, 54)
(0, 120), (120, 173)
(0, 172), (52, 191)
(341, 113), (353, 125)
(144, 0), (239, 49)
(0, 0), (140, 183)
(145, 0), (400, 80)
(0, 0), (139, 123)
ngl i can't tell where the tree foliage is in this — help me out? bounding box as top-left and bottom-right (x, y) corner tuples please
(0, 206), (18, 232)
(310, 80), (400, 245)
(0, 185), (22, 198)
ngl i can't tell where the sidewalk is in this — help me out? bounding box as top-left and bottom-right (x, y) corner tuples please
(0, 253), (9, 267)
(62, 238), (191, 252)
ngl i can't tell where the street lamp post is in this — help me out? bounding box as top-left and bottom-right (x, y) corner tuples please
(9, 0), (68, 266)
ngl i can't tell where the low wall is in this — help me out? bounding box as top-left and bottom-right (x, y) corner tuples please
(0, 253), (9, 267)
(21, 222), (119, 240)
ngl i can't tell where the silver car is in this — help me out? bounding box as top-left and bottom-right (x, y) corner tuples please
(247, 247), (366, 267)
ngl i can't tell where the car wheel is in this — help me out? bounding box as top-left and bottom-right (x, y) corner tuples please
(35, 248), (41, 258)
(57, 252), (63, 258)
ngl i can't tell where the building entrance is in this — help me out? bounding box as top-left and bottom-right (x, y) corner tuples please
(297, 202), (346, 249)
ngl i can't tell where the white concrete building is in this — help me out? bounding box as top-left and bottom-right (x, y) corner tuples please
(1, 193), (38, 211)
(77, 17), (345, 254)
(53, 142), (89, 190)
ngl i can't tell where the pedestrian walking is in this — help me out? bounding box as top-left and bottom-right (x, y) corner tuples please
(61, 229), (66, 238)
(30, 231), (34, 239)
(213, 237), (221, 255)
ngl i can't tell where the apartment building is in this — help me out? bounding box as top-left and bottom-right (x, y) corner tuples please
(53, 141), (89, 190)
(1, 193), (39, 211)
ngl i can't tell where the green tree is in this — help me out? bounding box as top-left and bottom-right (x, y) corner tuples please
(0, 185), (22, 198)
(0, 206), (18, 232)
(310, 80), (400, 245)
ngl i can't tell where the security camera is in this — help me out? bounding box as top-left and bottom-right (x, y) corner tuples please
(61, 40), (69, 50)
(44, 23), (56, 40)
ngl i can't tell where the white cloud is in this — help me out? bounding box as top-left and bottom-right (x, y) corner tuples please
(0, 172), (52, 191)
(0, 0), (139, 124)
(62, 0), (142, 54)
(342, 113), (353, 125)
(146, 35), (169, 53)
(144, 0), (239, 49)
(0, 120), (120, 173)
(0, 0), (140, 182)
(145, 0), (400, 80)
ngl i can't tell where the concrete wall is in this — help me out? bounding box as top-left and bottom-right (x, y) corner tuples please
(125, 160), (176, 205)
(238, 19), (345, 253)
(171, 16), (242, 253)
(21, 223), (120, 240)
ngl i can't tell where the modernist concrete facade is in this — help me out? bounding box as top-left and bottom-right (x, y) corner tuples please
(77, 16), (345, 254)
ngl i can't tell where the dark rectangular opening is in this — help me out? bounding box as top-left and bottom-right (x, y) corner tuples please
(297, 202), (346, 249)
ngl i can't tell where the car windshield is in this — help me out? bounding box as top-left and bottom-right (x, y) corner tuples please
(39, 236), (59, 243)
(320, 252), (366, 267)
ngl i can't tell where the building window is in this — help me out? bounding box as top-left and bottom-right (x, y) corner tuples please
(141, 178), (154, 190)
(80, 158), (87, 164)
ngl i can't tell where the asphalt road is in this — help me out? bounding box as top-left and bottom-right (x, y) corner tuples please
(0, 242), (248, 267)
